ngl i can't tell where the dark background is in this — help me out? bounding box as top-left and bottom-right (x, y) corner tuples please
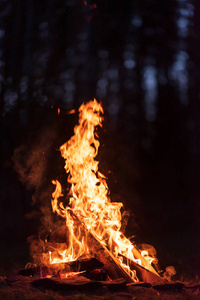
(0, 0), (200, 280)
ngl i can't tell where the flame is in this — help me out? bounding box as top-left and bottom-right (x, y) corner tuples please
(141, 250), (155, 270)
(50, 99), (154, 280)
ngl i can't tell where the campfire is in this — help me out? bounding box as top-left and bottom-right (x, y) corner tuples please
(27, 99), (164, 284)
(3, 99), (200, 299)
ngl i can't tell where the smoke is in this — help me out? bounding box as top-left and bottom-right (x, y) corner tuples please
(11, 108), (77, 265)
(12, 126), (56, 202)
(13, 144), (47, 194)
(163, 266), (176, 281)
(12, 125), (61, 264)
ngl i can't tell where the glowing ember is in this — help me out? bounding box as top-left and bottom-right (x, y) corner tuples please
(59, 271), (86, 279)
(50, 99), (156, 280)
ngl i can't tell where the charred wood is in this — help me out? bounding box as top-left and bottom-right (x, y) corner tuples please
(18, 257), (104, 278)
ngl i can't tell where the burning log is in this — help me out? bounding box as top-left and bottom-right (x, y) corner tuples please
(69, 209), (134, 283)
(18, 257), (104, 280)
(70, 257), (103, 272)
(120, 254), (166, 284)
(70, 209), (164, 284)
(131, 246), (159, 276)
(88, 233), (135, 283)
(46, 223), (160, 282)
(111, 230), (160, 277)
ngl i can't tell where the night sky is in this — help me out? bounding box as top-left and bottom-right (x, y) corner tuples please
(0, 0), (200, 281)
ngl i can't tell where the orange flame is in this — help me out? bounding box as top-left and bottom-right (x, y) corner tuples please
(51, 99), (154, 279)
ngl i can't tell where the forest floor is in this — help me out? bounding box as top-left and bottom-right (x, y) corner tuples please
(0, 273), (200, 300)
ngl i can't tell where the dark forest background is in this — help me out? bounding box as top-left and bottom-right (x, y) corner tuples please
(0, 0), (200, 281)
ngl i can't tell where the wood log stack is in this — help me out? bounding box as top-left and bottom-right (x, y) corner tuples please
(34, 209), (166, 285)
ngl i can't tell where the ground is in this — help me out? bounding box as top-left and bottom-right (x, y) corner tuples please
(0, 274), (200, 300)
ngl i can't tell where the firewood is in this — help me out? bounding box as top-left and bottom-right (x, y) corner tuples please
(131, 245), (159, 276)
(49, 256), (104, 273)
(71, 257), (103, 272)
(88, 234), (135, 283)
(69, 209), (135, 283)
(46, 237), (133, 282)
(47, 208), (161, 283)
(116, 232), (159, 276)
(120, 254), (166, 284)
